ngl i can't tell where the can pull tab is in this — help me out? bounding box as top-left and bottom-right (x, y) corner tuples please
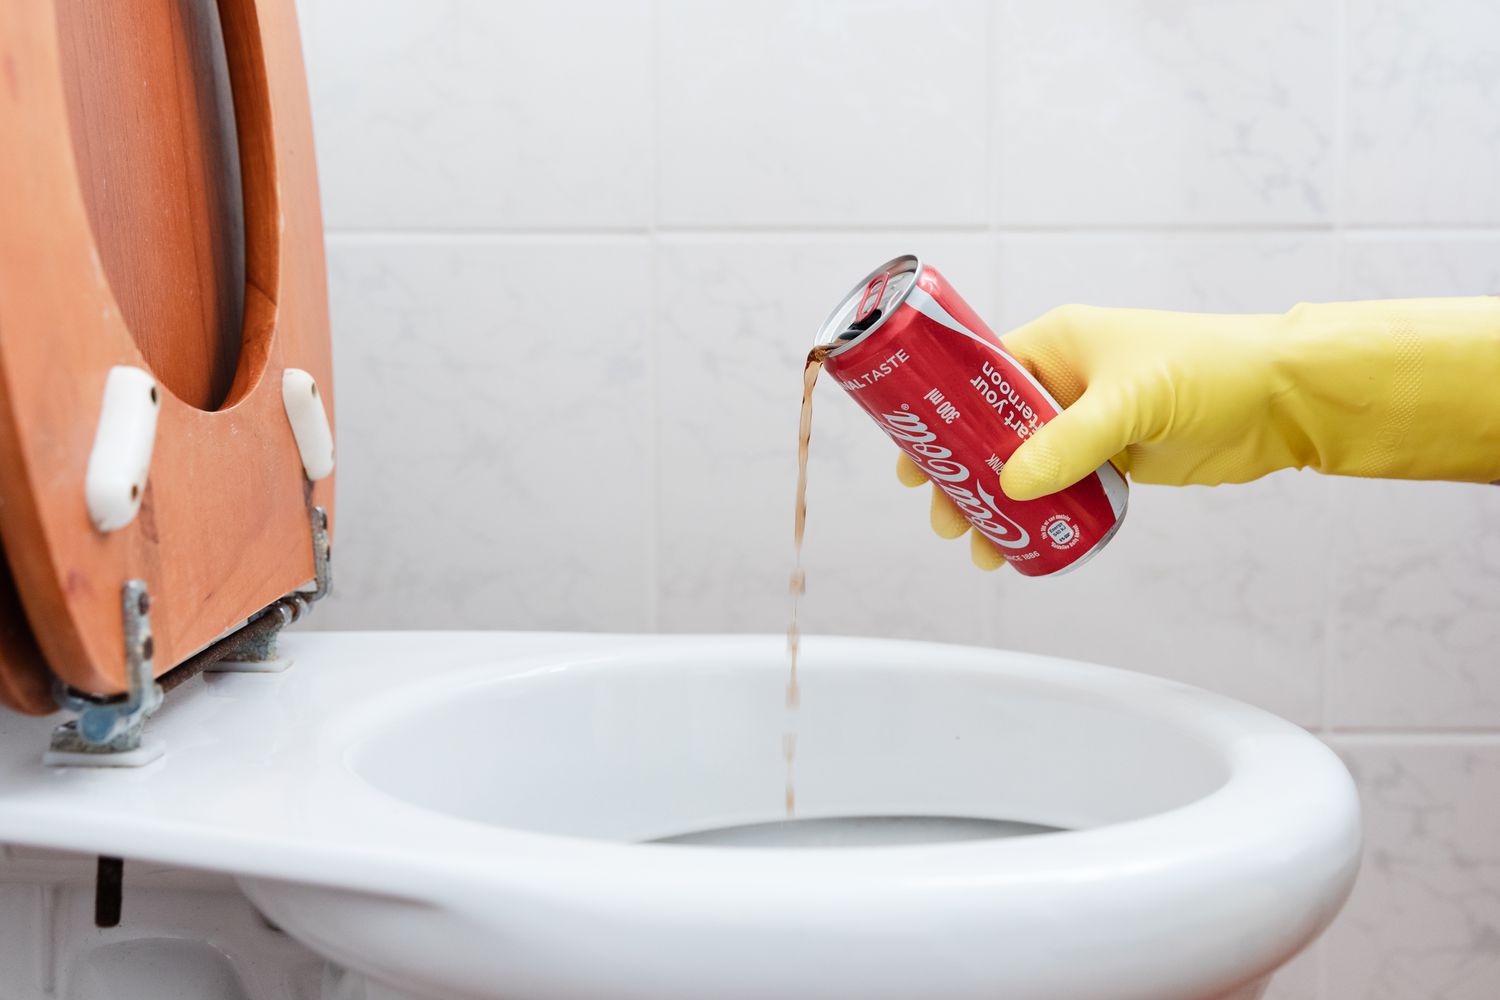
(854, 273), (889, 324)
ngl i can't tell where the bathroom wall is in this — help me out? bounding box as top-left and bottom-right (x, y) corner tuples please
(297, 2), (1500, 997)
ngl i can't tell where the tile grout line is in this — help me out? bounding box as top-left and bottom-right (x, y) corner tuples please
(1333, 0), (1350, 248)
(645, 0), (663, 633)
(1317, 9), (1349, 990)
(1317, 479), (1337, 739)
(323, 229), (653, 243)
(1318, 0), (1351, 751)
(985, 0), (998, 238)
(322, 225), (1500, 243)
(983, 0), (1001, 650)
(1322, 728), (1500, 742)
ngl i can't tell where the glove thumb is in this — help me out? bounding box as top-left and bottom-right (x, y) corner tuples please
(1000, 386), (1132, 501)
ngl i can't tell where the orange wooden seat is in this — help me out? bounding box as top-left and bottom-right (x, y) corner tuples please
(0, 0), (334, 713)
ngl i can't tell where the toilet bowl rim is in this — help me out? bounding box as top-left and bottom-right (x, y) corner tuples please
(311, 637), (1360, 897)
(220, 643), (1359, 1000)
(0, 632), (1361, 906)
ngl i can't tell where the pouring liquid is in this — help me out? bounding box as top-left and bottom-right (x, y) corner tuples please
(786, 346), (831, 817)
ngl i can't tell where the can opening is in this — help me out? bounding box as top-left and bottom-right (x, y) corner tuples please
(814, 255), (920, 356)
(838, 308), (882, 340)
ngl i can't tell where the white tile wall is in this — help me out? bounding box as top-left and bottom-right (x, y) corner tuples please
(299, 1), (653, 230)
(295, 1), (1500, 996)
(1345, 0), (1500, 225)
(1263, 944), (1321, 1000)
(1321, 739), (1500, 1000)
(1342, 235), (1500, 299)
(1328, 479), (1500, 729)
(992, 0), (1340, 226)
(316, 238), (655, 631)
(657, 1), (991, 228)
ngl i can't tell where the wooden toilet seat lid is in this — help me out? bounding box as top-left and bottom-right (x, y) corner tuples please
(0, 0), (334, 710)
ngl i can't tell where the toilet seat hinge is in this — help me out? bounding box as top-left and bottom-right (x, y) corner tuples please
(306, 504), (332, 603)
(157, 505), (330, 688)
(42, 507), (330, 766)
(46, 579), (165, 767)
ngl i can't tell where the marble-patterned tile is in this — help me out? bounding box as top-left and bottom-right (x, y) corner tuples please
(987, 475), (1330, 727)
(1327, 479), (1500, 729)
(654, 236), (996, 643)
(998, 233), (1342, 318)
(312, 238), (654, 632)
(1344, 0), (1500, 224)
(1263, 942), (1320, 1000)
(1321, 739), (1500, 999)
(988, 234), (1342, 726)
(1341, 236), (1500, 299)
(298, 0), (652, 230)
(657, 0), (990, 228)
(993, 0), (1338, 226)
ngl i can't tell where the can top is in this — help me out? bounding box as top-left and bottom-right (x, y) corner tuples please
(814, 255), (921, 357)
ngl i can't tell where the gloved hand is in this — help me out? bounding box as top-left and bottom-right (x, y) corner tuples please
(901, 297), (1500, 569)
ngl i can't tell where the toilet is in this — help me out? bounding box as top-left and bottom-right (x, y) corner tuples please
(0, 3), (1361, 1000)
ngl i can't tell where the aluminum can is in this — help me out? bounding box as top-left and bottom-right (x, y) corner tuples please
(815, 255), (1127, 576)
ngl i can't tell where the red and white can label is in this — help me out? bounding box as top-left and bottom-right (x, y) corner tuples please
(822, 263), (1127, 576)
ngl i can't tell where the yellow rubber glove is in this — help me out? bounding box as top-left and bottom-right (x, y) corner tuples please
(901, 298), (1500, 568)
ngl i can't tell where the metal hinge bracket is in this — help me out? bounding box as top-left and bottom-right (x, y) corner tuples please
(44, 506), (331, 767)
(45, 579), (164, 767)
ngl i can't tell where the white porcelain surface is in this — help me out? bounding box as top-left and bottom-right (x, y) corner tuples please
(657, 0), (989, 228)
(0, 633), (1358, 1000)
(1344, 0), (1500, 224)
(992, 0), (1338, 226)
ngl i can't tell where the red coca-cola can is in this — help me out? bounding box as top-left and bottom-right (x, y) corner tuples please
(815, 255), (1127, 576)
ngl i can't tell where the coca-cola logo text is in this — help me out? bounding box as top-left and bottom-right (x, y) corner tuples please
(877, 408), (1031, 550)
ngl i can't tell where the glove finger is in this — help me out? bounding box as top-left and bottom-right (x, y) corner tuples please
(930, 485), (970, 539)
(896, 452), (929, 487)
(970, 531), (1008, 572)
(1000, 385), (1135, 502)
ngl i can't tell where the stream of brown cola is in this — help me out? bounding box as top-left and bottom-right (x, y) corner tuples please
(785, 345), (832, 817)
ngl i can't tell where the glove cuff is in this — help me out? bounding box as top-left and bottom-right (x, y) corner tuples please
(1271, 298), (1500, 482)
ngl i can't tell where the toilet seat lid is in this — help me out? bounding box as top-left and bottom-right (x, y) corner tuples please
(0, 0), (335, 709)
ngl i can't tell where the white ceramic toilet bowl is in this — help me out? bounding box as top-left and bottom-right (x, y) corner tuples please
(0, 632), (1360, 1000)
